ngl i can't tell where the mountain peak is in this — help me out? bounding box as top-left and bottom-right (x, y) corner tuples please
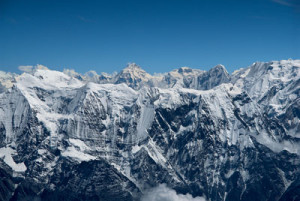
(119, 63), (149, 76)
(178, 67), (193, 74)
(210, 64), (227, 72)
(114, 63), (152, 89)
(124, 63), (142, 71)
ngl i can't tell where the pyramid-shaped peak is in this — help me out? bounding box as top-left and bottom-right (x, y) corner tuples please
(124, 63), (142, 70)
(209, 64), (228, 74)
(114, 63), (152, 89)
(120, 63), (150, 75)
(213, 64), (226, 70)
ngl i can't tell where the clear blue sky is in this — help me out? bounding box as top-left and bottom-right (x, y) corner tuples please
(0, 0), (299, 74)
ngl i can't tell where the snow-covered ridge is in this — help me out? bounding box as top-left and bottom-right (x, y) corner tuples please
(2, 59), (298, 153)
(1, 59), (298, 92)
(0, 59), (299, 201)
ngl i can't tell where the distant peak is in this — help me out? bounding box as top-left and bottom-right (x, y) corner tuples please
(213, 64), (226, 69)
(210, 64), (228, 73)
(120, 63), (149, 76)
(85, 70), (98, 77)
(178, 67), (193, 73)
(124, 63), (141, 70)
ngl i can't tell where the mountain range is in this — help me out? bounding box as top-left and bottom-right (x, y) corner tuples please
(0, 59), (299, 201)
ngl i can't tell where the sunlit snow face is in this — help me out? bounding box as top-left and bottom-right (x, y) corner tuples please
(141, 184), (206, 201)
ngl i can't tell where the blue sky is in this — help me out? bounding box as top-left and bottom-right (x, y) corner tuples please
(0, 0), (299, 74)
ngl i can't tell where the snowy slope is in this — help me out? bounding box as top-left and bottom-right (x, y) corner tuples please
(0, 59), (299, 201)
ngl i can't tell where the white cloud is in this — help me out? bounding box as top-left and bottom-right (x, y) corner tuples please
(63, 69), (79, 77)
(272, 0), (300, 7)
(18, 65), (33, 72)
(141, 184), (206, 201)
(36, 64), (49, 70)
(18, 64), (49, 73)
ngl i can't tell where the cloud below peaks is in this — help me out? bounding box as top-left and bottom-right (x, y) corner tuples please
(141, 184), (206, 201)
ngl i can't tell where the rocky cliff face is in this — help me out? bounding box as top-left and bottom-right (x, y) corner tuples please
(0, 59), (299, 201)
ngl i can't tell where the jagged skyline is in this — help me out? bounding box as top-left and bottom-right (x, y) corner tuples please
(0, 58), (299, 200)
(0, 0), (299, 74)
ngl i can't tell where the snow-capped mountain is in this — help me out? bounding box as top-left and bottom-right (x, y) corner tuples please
(62, 63), (230, 90)
(0, 59), (299, 201)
